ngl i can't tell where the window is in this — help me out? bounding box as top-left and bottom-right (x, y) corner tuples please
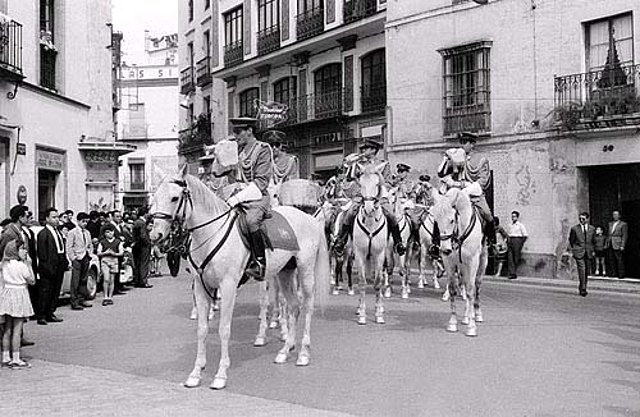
(274, 77), (297, 105)
(204, 0), (210, 10)
(314, 64), (342, 118)
(586, 13), (634, 91)
(40, 0), (54, 40)
(203, 96), (211, 116)
(203, 30), (210, 56)
(188, 0), (194, 22)
(224, 7), (243, 47)
(258, 0), (280, 32)
(129, 163), (145, 190)
(361, 49), (386, 112)
(239, 88), (259, 117)
(188, 102), (195, 125)
(439, 41), (491, 135)
(188, 41), (194, 67)
(40, 0), (56, 90)
(298, 0), (322, 13)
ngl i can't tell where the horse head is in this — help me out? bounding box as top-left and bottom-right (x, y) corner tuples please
(430, 188), (462, 256)
(149, 164), (190, 243)
(359, 162), (385, 217)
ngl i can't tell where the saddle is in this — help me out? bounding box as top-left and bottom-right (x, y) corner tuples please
(236, 209), (300, 252)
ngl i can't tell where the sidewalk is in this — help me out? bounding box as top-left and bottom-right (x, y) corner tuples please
(483, 274), (640, 295)
(0, 360), (353, 417)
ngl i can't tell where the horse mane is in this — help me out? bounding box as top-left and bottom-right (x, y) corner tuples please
(183, 174), (230, 214)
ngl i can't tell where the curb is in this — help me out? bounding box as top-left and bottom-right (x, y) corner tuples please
(482, 275), (640, 295)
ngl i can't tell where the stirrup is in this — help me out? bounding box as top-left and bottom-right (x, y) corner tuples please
(244, 259), (266, 281)
(395, 242), (406, 256)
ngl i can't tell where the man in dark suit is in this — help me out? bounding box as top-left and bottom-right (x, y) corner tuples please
(132, 207), (153, 288)
(36, 208), (69, 324)
(606, 210), (628, 279)
(569, 212), (596, 297)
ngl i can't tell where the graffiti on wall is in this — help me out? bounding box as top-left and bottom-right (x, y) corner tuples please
(515, 164), (536, 206)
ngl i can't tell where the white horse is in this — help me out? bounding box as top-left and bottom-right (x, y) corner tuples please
(383, 190), (413, 299)
(352, 163), (389, 325)
(329, 203), (355, 296)
(430, 187), (487, 337)
(149, 169), (330, 389)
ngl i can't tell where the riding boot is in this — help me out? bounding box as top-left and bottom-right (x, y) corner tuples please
(333, 221), (352, 256)
(244, 231), (266, 282)
(389, 224), (407, 256)
(484, 218), (497, 254)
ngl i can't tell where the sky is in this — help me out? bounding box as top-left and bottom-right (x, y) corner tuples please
(112, 0), (178, 65)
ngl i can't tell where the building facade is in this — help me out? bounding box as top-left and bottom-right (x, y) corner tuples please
(116, 33), (180, 212)
(386, 0), (640, 278)
(180, 0), (388, 180)
(0, 0), (132, 222)
(178, 0), (226, 171)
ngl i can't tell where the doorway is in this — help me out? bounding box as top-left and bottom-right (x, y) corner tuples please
(38, 169), (58, 224)
(588, 163), (640, 278)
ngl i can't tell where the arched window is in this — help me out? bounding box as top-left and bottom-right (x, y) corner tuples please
(273, 77), (297, 105)
(239, 87), (259, 117)
(313, 64), (342, 118)
(361, 49), (386, 112)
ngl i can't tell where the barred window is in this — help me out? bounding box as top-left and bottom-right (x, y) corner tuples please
(239, 88), (259, 117)
(298, 0), (322, 13)
(273, 77), (297, 105)
(258, 0), (280, 32)
(224, 7), (243, 46)
(439, 41), (492, 136)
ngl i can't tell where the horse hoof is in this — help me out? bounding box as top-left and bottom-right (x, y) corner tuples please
(189, 309), (197, 320)
(376, 316), (385, 324)
(274, 353), (288, 364)
(441, 292), (450, 302)
(357, 316), (367, 325)
(183, 376), (201, 388)
(407, 286), (412, 294)
(332, 289), (339, 296)
(210, 377), (227, 390)
(434, 280), (441, 290)
(446, 324), (458, 333)
(461, 316), (470, 326)
(401, 291), (409, 299)
(296, 355), (310, 366)
(475, 313), (484, 323)
(269, 320), (279, 329)
(348, 288), (355, 296)
(417, 281), (424, 289)
(208, 312), (215, 321)
(253, 337), (267, 347)
(465, 327), (478, 337)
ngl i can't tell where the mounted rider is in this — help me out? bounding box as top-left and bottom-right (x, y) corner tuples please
(388, 163), (415, 201)
(263, 129), (300, 184)
(333, 139), (407, 256)
(436, 132), (495, 245)
(409, 174), (439, 251)
(213, 117), (273, 282)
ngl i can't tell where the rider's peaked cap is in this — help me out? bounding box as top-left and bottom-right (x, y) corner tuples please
(359, 138), (382, 151)
(458, 131), (478, 144)
(419, 174), (431, 182)
(262, 129), (286, 144)
(230, 117), (258, 129)
(396, 163), (411, 173)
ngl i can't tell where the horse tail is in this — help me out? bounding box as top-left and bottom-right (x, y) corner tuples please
(314, 221), (331, 315)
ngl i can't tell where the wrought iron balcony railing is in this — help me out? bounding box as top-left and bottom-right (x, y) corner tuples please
(40, 46), (57, 90)
(224, 41), (243, 68)
(196, 56), (212, 87)
(361, 82), (386, 113)
(282, 89), (346, 125)
(178, 114), (212, 155)
(257, 26), (281, 56)
(296, 6), (324, 41)
(343, 0), (378, 24)
(180, 67), (195, 94)
(0, 18), (23, 76)
(554, 63), (640, 129)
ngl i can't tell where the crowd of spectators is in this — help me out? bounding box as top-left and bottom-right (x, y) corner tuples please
(0, 205), (158, 368)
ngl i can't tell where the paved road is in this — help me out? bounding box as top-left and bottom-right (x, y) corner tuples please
(1, 272), (639, 417)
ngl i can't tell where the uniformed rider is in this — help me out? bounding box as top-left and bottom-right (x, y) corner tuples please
(436, 132), (495, 245)
(263, 130), (300, 184)
(213, 117), (273, 281)
(333, 139), (407, 256)
(389, 163), (415, 200)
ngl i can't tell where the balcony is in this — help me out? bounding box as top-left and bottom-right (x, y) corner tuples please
(296, 7), (324, 41)
(554, 63), (640, 130)
(224, 41), (243, 68)
(361, 82), (386, 113)
(196, 56), (212, 87)
(257, 26), (281, 56)
(283, 89), (346, 125)
(178, 113), (212, 155)
(343, 0), (378, 24)
(180, 67), (195, 94)
(0, 18), (23, 78)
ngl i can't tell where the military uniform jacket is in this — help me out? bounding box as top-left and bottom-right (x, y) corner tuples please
(389, 177), (416, 200)
(234, 140), (273, 196)
(272, 152), (300, 184)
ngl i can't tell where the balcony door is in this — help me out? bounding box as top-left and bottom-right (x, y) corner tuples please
(314, 63), (341, 118)
(361, 48), (386, 112)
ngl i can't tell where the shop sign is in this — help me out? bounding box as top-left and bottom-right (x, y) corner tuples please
(36, 148), (64, 170)
(256, 100), (289, 124)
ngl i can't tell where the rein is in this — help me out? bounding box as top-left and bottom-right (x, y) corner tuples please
(356, 208), (386, 260)
(440, 207), (478, 262)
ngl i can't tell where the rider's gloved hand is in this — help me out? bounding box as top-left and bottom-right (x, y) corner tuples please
(227, 196), (241, 207)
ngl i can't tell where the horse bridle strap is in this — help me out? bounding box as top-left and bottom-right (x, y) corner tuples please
(356, 213), (386, 260)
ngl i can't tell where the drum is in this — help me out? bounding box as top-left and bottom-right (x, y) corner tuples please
(278, 179), (322, 208)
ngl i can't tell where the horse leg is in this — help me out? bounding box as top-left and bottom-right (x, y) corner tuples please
(275, 268), (299, 364)
(383, 252), (393, 299)
(184, 278), (211, 388)
(254, 281), (269, 347)
(446, 277), (458, 333)
(374, 269), (385, 324)
(417, 244), (426, 289)
(475, 252), (486, 323)
(296, 265), (315, 366)
(464, 264), (479, 337)
(333, 256), (343, 295)
(346, 252), (355, 296)
(400, 253), (410, 299)
(211, 279), (238, 390)
(432, 257), (442, 289)
(357, 258), (367, 325)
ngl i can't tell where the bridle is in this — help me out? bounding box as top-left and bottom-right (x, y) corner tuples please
(439, 207), (478, 262)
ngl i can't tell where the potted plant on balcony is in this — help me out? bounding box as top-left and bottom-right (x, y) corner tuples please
(0, 12), (11, 54)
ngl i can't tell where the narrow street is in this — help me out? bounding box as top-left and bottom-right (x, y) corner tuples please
(1, 272), (639, 417)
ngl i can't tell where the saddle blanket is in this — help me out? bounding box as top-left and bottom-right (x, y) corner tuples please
(238, 210), (300, 252)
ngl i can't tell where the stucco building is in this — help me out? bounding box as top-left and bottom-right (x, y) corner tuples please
(0, 0), (132, 222)
(116, 32), (180, 212)
(385, 0), (640, 278)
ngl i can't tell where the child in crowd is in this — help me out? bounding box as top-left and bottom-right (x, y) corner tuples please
(0, 240), (35, 368)
(594, 226), (606, 276)
(97, 224), (124, 306)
